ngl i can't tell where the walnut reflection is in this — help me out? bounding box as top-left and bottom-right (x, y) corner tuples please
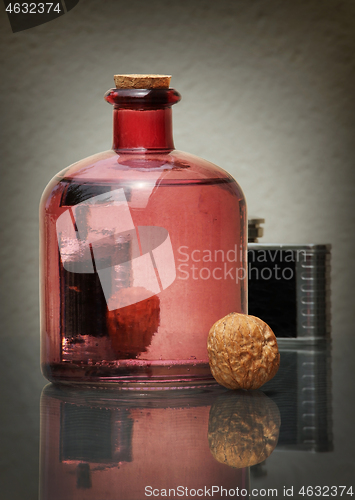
(208, 390), (281, 468)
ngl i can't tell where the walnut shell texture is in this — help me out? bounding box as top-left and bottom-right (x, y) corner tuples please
(207, 313), (280, 390)
(208, 390), (281, 468)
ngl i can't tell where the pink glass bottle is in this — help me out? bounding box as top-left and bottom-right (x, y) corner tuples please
(40, 74), (247, 386)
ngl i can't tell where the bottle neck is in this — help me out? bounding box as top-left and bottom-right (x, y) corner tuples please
(112, 107), (174, 152)
(104, 87), (181, 153)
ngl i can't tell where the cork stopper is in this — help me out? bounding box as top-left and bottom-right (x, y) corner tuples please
(114, 74), (171, 89)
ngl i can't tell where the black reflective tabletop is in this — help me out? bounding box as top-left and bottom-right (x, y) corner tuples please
(33, 339), (354, 500)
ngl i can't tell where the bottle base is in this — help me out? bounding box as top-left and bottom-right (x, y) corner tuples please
(42, 360), (217, 389)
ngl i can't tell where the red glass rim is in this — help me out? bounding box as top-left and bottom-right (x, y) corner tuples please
(104, 88), (181, 109)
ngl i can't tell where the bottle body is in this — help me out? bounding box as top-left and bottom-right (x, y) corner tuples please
(40, 83), (247, 386)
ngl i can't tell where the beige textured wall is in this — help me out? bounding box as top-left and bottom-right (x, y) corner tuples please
(0, 1), (354, 498)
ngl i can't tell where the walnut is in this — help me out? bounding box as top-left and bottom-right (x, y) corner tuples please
(208, 390), (281, 468)
(207, 313), (280, 390)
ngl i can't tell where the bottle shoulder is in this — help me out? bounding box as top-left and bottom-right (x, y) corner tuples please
(40, 149), (245, 210)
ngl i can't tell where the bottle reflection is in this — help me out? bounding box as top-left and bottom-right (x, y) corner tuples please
(39, 386), (249, 500)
